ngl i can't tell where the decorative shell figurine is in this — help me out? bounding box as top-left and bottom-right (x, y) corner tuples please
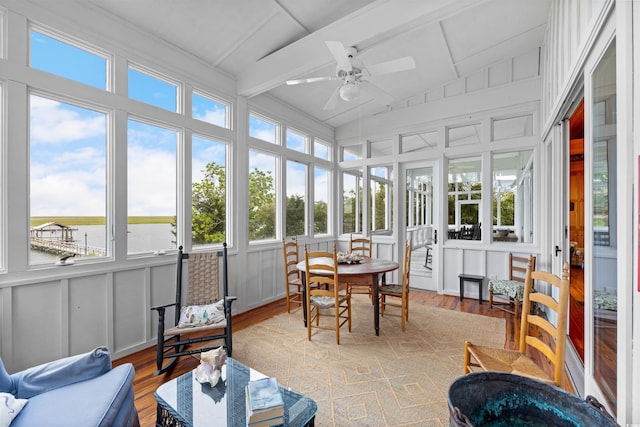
(194, 346), (227, 386)
(337, 252), (362, 264)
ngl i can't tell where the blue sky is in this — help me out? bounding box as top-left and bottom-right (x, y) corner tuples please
(29, 29), (323, 219)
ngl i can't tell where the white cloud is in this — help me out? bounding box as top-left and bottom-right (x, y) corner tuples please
(194, 108), (226, 127)
(30, 167), (106, 216)
(127, 144), (176, 216)
(30, 96), (105, 144)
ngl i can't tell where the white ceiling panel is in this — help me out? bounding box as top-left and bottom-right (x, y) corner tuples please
(63, 0), (551, 129)
(441, 0), (550, 64)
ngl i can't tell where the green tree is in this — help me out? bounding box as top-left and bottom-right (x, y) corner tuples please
(189, 163), (280, 243)
(192, 163), (226, 244)
(248, 168), (276, 240)
(314, 200), (327, 234)
(286, 194), (305, 236)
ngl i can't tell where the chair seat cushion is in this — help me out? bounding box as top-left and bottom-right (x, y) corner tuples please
(310, 295), (346, 309)
(466, 343), (553, 384)
(177, 299), (225, 328)
(488, 279), (533, 300)
(11, 364), (136, 427)
(379, 284), (403, 296)
(594, 290), (617, 311)
(165, 319), (228, 338)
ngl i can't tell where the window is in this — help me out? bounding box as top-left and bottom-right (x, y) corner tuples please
(192, 136), (228, 247)
(249, 113), (278, 144)
(127, 119), (178, 254)
(286, 128), (307, 153)
(590, 39), (617, 412)
(286, 160), (306, 237)
(401, 131), (438, 153)
(406, 167), (433, 228)
(343, 172), (361, 234)
(370, 166), (393, 233)
(248, 150), (277, 241)
(314, 139), (330, 160)
(369, 139), (393, 158)
(342, 144), (362, 161)
(30, 29), (107, 90)
(314, 167), (330, 235)
(492, 150), (533, 243)
(192, 91), (229, 128)
(447, 123), (482, 147)
(492, 114), (533, 140)
(128, 65), (178, 112)
(29, 95), (108, 264)
(448, 157), (482, 240)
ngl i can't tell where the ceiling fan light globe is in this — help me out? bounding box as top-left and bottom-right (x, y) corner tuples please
(339, 84), (360, 101)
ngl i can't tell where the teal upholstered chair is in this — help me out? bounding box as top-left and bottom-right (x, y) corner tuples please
(488, 253), (536, 318)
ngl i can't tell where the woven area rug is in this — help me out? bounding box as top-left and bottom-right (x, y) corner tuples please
(232, 295), (505, 426)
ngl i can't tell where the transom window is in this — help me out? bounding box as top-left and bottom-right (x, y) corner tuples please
(286, 128), (307, 153)
(30, 28), (108, 90)
(128, 65), (178, 112)
(249, 113), (278, 144)
(192, 91), (230, 128)
(314, 139), (331, 160)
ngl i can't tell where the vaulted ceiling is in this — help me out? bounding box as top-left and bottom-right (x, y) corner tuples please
(85, 0), (551, 129)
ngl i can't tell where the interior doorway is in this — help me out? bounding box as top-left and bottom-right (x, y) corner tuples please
(568, 99), (585, 362)
(404, 163), (438, 292)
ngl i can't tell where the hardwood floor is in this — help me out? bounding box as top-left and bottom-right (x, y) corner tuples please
(568, 266), (585, 361)
(115, 290), (571, 427)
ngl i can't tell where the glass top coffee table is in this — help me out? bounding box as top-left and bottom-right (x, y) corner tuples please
(155, 357), (317, 427)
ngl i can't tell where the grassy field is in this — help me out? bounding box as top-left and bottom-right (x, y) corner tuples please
(30, 216), (174, 226)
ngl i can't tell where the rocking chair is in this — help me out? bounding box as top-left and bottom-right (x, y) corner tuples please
(151, 243), (236, 376)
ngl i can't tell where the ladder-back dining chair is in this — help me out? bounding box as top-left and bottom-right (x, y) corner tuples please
(464, 258), (570, 387)
(488, 253), (536, 318)
(379, 239), (412, 331)
(282, 237), (303, 313)
(348, 234), (373, 301)
(151, 243), (236, 376)
(304, 244), (351, 344)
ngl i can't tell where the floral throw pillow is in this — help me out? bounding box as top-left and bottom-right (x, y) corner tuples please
(0, 392), (27, 427)
(177, 299), (225, 328)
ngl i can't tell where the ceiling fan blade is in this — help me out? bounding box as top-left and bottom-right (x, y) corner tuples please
(360, 81), (395, 106)
(325, 41), (352, 72)
(366, 56), (416, 76)
(286, 76), (335, 85)
(323, 86), (342, 110)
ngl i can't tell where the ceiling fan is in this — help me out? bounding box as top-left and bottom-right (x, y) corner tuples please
(286, 41), (416, 110)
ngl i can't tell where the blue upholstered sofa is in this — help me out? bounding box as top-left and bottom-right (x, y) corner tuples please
(0, 347), (140, 427)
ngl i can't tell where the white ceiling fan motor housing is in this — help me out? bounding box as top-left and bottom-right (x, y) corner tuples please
(335, 46), (363, 78)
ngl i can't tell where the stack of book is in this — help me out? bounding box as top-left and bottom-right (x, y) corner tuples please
(245, 377), (285, 427)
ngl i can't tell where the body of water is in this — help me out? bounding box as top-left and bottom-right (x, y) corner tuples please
(30, 223), (175, 265)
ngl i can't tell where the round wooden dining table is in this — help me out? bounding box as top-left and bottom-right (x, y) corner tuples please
(296, 257), (399, 336)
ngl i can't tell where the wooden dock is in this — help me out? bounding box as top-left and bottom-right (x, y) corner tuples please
(30, 237), (106, 257)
